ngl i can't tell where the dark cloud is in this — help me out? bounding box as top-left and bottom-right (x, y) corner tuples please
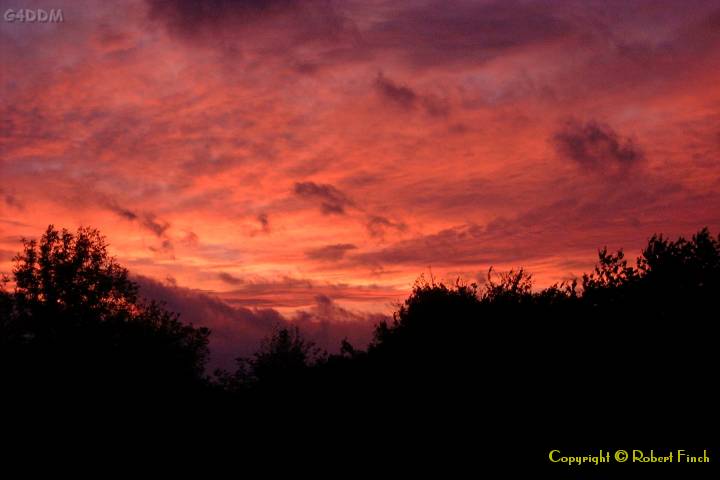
(553, 119), (644, 171)
(295, 294), (385, 324)
(374, 73), (450, 117)
(306, 243), (357, 261)
(293, 294), (387, 349)
(294, 181), (353, 215)
(135, 275), (383, 371)
(355, 223), (493, 268)
(103, 200), (175, 257)
(0, 189), (23, 210)
(218, 272), (244, 285)
(421, 95), (451, 118)
(181, 231), (200, 247)
(147, 0), (303, 29)
(248, 213), (271, 237)
(104, 200), (172, 238)
(375, 72), (417, 109)
(141, 213), (171, 237)
(367, 0), (573, 68)
(256, 213), (270, 232)
(135, 275), (285, 370)
(218, 275), (403, 308)
(354, 170), (706, 273)
(146, 0), (348, 48)
(148, 239), (175, 258)
(366, 215), (407, 238)
(107, 203), (138, 221)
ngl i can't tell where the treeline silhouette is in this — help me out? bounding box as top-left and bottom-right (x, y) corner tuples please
(1, 225), (718, 446)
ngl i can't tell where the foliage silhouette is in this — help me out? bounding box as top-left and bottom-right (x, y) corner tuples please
(1, 226), (210, 402)
(217, 325), (324, 394)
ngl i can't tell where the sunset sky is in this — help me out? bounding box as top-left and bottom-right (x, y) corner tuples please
(2, 0), (719, 365)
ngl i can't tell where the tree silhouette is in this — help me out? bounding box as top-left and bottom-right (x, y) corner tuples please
(219, 326), (324, 396)
(1, 225), (210, 400)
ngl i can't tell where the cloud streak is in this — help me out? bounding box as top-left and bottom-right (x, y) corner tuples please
(553, 119), (645, 172)
(306, 243), (357, 261)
